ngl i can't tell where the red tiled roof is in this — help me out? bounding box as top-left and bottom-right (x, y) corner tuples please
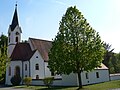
(11, 43), (35, 61)
(29, 38), (52, 61)
(95, 63), (108, 70)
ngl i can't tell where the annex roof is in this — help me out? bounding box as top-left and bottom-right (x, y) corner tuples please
(29, 38), (52, 61)
(96, 63), (108, 70)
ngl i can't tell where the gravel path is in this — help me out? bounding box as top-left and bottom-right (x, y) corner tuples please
(0, 86), (30, 90)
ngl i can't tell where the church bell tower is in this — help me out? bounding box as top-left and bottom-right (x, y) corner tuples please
(8, 4), (22, 56)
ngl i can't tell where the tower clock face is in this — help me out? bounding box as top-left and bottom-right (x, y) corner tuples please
(16, 32), (19, 35)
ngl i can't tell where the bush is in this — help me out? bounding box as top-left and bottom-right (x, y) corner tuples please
(43, 77), (54, 88)
(23, 77), (32, 86)
(10, 75), (21, 86)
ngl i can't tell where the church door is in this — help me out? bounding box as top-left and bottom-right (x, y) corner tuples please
(14, 66), (20, 76)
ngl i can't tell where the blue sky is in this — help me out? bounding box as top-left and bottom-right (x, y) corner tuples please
(0, 0), (120, 53)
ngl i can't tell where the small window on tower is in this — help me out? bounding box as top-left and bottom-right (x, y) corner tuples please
(16, 32), (19, 35)
(9, 33), (10, 36)
(9, 37), (10, 43)
(25, 64), (27, 71)
(16, 37), (18, 42)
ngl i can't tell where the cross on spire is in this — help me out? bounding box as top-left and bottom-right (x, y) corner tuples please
(15, 1), (17, 8)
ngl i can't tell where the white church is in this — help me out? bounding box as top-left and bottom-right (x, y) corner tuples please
(5, 5), (110, 86)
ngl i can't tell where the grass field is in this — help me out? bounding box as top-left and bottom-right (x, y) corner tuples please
(15, 80), (120, 90)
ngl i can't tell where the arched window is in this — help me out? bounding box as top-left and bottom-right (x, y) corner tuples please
(36, 75), (39, 79)
(16, 37), (18, 42)
(14, 66), (20, 76)
(9, 66), (11, 76)
(25, 64), (27, 71)
(35, 64), (39, 70)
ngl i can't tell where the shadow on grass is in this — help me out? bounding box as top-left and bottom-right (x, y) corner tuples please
(8, 85), (89, 90)
(36, 86), (88, 90)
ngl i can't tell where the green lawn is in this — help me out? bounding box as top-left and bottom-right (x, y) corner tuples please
(15, 80), (120, 90)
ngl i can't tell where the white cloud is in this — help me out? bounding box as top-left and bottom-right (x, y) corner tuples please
(51, 0), (67, 6)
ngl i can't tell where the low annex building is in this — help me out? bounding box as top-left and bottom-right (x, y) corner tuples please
(5, 4), (110, 86)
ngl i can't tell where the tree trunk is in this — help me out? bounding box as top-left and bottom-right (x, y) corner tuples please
(77, 71), (82, 89)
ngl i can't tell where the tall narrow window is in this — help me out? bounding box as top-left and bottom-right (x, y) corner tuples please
(51, 72), (55, 76)
(8, 33), (10, 43)
(25, 64), (27, 71)
(85, 73), (88, 79)
(35, 64), (39, 70)
(9, 66), (11, 76)
(36, 75), (39, 79)
(96, 72), (99, 78)
(9, 37), (10, 43)
(16, 37), (18, 42)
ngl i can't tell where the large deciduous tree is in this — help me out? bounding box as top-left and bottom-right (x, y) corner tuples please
(48, 6), (104, 89)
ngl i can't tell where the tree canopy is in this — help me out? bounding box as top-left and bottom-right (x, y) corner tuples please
(48, 6), (104, 89)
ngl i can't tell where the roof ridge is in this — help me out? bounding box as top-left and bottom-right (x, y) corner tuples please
(29, 37), (52, 42)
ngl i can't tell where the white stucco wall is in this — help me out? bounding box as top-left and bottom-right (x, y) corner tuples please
(81, 69), (110, 85)
(44, 62), (51, 77)
(8, 25), (22, 45)
(52, 69), (110, 86)
(44, 62), (62, 79)
(6, 61), (22, 85)
(30, 50), (45, 79)
(8, 45), (16, 57)
(31, 80), (44, 85)
(60, 73), (78, 86)
(110, 74), (120, 81)
(8, 25), (22, 56)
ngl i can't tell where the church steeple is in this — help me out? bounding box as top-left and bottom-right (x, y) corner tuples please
(10, 4), (19, 31)
(8, 3), (22, 56)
